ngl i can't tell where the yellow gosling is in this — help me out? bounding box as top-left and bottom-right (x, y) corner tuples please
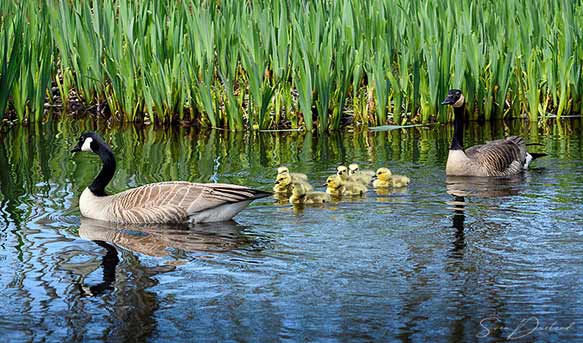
(372, 168), (392, 188)
(341, 181), (367, 196)
(372, 167), (411, 188)
(391, 175), (411, 188)
(326, 175), (344, 196)
(348, 163), (374, 185)
(277, 166), (309, 182)
(289, 183), (331, 204)
(273, 173), (293, 193)
(336, 165), (350, 181)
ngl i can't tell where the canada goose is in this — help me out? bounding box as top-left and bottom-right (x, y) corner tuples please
(441, 89), (545, 176)
(71, 132), (270, 224)
(348, 163), (374, 185)
(372, 168), (411, 188)
(289, 182), (331, 204)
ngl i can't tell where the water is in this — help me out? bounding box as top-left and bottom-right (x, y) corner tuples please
(1, 119), (582, 342)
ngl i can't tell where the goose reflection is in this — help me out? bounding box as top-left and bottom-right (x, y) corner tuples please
(447, 196), (466, 259)
(76, 218), (258, 297)
(445, 175), (525, 259)
(78, 217), (255, 257)
(77, 240), (120, 296)
(445, 175), (526, 198)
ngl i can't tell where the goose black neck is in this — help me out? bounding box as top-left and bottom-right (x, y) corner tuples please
(89, 145), (116, 196)
(450, 105), (464, 150)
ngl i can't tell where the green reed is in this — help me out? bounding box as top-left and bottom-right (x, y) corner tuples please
(0, 0), (582, 129)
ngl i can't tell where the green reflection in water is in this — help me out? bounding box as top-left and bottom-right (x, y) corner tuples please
(0, 118), (582, 341)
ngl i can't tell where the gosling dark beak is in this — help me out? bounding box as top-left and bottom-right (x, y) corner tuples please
(71, 144), (81, 153)
(371, 175), (378, 181)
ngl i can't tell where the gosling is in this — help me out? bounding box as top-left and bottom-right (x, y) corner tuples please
(372, 168), (411, 188)
(277, 166), (309, 182)
(348, 163), (374, 185)
(273, 173), (293, 194)
(276, 166), (312, 191)
(289, 183), (331, 204)
(326, 174), (367, 196)
(336, 165), (368, 194)
(325, 175), (345, 196)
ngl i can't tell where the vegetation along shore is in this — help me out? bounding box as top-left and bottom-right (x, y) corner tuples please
(1, 0), (582, 130)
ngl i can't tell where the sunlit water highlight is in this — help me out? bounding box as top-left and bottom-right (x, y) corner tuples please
(1, 119), (582, 342)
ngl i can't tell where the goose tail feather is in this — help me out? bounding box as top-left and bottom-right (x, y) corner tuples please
(529, 152), (547, 160)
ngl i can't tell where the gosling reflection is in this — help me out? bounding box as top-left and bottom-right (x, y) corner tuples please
(78, 217), (254, 257)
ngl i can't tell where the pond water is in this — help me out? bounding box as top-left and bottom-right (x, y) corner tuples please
(1, 119), (582, 342)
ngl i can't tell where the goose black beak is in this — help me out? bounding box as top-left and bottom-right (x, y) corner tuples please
(441, 96), (456, 105)
(71, 144), (81, 153)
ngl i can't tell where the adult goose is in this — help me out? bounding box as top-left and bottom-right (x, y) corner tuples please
(71, 132), (270, 224)
(441, 89), (545, 176)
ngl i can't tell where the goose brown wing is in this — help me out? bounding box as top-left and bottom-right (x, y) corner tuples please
(465, 136), (527, 176)
(109, 181), (269, 224)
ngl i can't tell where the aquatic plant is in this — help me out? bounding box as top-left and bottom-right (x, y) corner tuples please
(0, 0), (582, 129)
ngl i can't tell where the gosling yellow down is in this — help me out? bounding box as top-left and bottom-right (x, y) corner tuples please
(289, 183), (331, 204)
(275, 166), (312, 193)
(273, 173), (293, 194)
(277, 166), (309, 182)
(373, 168), (410, 188)
(348, 163), (374, 185)
(326, 174), (367, 196)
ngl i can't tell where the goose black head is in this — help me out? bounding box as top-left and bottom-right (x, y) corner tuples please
(71, 132), (108, 154)
(441, 89), (465, 108)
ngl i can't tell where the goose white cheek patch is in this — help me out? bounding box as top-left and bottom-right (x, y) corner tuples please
(453, 95), (465, 108)
(81, 137), (94, 152)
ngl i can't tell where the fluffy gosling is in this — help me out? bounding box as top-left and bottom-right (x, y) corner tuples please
(276, 166), (312, 192)
(348, 163), (374, 185)
(341, 180), (368, 196)
(326, 174), (367, 196)
(326, 175), (345, 196)
(273, 173), (293, 193)
(277, 166), (309, 182)
(372, 167), (410, 188)
(289, 183), (331, 204)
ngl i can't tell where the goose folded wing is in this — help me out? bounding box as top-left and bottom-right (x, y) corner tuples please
(465, 138), (525, 175)
(109, 182), (264, 223)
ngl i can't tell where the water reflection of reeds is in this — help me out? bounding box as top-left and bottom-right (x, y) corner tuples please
(0, 118), (582, 341)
